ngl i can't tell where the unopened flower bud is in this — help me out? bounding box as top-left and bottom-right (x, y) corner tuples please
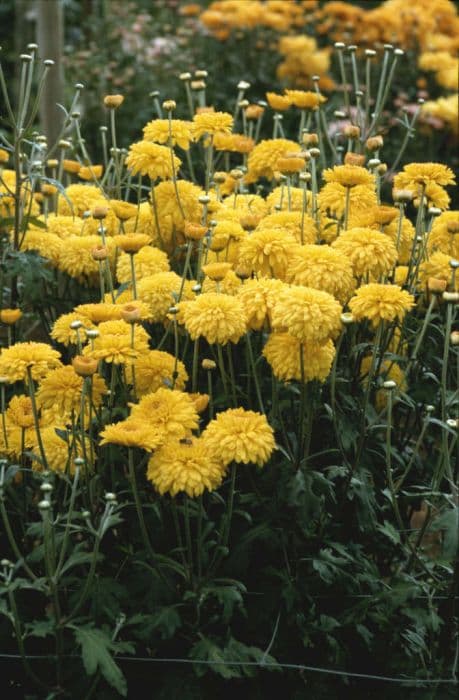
(383, 380), (397, 390)
(366, 135), (383, 151)
(104, 94), (124, 109)
(393, 189), (413, 203)
(202, 359), (216, 371)
(162, 99), (176, 111)
(72, 356), (99, 377)
(344, 152), (365, 166)
(341, 312), (354, 325)
(427, 277), (447, 294)
(443, 291), (459, 303)
(450, 331), (459, 346)
(343, 125), (360, 139)
(120, 303), (142, 323)
(38, 500), (51, 511)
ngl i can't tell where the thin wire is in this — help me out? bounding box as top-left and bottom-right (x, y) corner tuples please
(0, 653), (456, 685)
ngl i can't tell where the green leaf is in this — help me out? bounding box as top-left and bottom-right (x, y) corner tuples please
(377, 520), (401, 545)
(73, 625), (127, 696)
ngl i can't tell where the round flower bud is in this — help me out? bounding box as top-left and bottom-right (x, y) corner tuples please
(302, 133), (319, 147)
(92, 205), (108, 220)
(195, 70), (208, 79)
(334, 42), (346, 50)
(366, 135), (383, 151)
(365, 49), (377, 57)
(105, 492), (117, 502)
(393, 189), (414, 203)
(72, 356), (99, 377)
(427, 277), (447, 294)
(70, 320), (83, 330)
(162, 99), (176, 111)
(81, 510), (91, 519)
(341, 312), (354, 325)
(446, 418), (458, 429)
(74, 457), (85, 467)
(104, 94), (124, 109)
(426, 405), (435, 413)
(343, 125), (360, 139)
(309, 147), (320, 158)
(344, 152), (366, 167)
(120, 303), (142, 323)
(85, 329), (100, 339)
(383, 380), (397, 390)
(179, 72), (191, 80)
(367, 158), (381, 168)
(443, 291), (459, 303)
(198, 195), (211, 204)
(191, 80), (206, 90)
(38, 500), (51, 511)
(0, 309), (22, 325)
(450, 331), (459, 346)
(202, 359), (216, 371)
(377, 164), (387, 175)
(450, 259), (459, 269)
(40, 482), (53, 492)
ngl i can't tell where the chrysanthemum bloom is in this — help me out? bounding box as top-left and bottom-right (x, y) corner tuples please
(319, 215), (340, 244)
(393, 266), (409, 287)
(130, 388), (199, 441)
(114, 233), (151, 254)
(143, 119), (193, 150)
(213, 132), (255, 154)
(116, 246), (170, 285)
(100, 419), (164, 452)
(178, 293), (247, 345)
(286, 245), (356, 304)
(56, 235), (116, 283)
(31, 426), (89, 474)
(349, 284), (415, 327)
(263, 333), (335, 383)
(36, 365), (106, 422)
(147, 437), (225, 497)
(126, 350), (188, 396)
(272, 286), (342, 343)
(257, 211), (317, 245)
(415, 182), (451, 210)
(125, 141), (181, 180)
(284, 90), (326, 110)
(122, 202), (160, 243)
(74, 303), (122, 324)
(209, 219), (246, 248)
(245, 139), (301, 183)
(202, 261), (233, 282)
(238, 228), (297, 279)
(51, 312), (95, 346)
(192, 111), (234, 140)
(83, 320), (149, 364)
(381, 217), (415, 266)
(266, 185), (312, 213)
(318, 182), (377, 220)
(0, 342), (61, 383)
(19, 229), (63, 266)
(237, 278), (288, 330)
(323, 165), (375, 189)
(422, 95), (458, 137)
(201, 269), (242, 296)
(109, 199), (138, 221)
(266, 92), (292, 111)
(78, 164), (103, 181)
(331, 228), (398, 279)
(428, 211), (459, 258)
(29, 214), (84, 238)
(6, 395), (34, 429)
(152, 180), (203, 248)
(62, 159), (81, 175)
(393, 162), (455, 193)
(137, 271), (195, 323)
(419, 251), (458, 291)
(57, 184), (104, 217)
(202, 407), (275, 468)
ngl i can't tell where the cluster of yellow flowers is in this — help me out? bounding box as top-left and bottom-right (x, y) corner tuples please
(1, 62), (458, 502)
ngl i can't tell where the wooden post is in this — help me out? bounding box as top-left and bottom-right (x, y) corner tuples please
(35, 0), (65, 147)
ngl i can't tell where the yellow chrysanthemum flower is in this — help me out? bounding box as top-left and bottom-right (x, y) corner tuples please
(31, 426), (89, 474)
(360, 356), (407, 411)
(237, 278), (288, 331)
(179, 293), (247, 345)
(143, 119), (193, 150)
(36, 365), (106, 421)
(57, 184), (104, 217)
(257, 211), (317, 245)
(152, 180), (203, 249)
(348, 283), (415, 326)
(201, 269), (242, 296)
(51, 312), (95, 346)
(116, 246), (170, 284)
(123, 202), (161, 244)
(127, 350), (188, 396)
(419, 251), (458, 291)
(6, 395), (34, 429)
(263, 333), (335, 383)
(74, 303), (123, 324)
(323, 165), (375, 188)
(114, 233), (151, 254)
(125, 141), (181, 180)
(284, 89), (326, 110)
(83, 319), (149, 364)
(245, 138), (301, 184)
(100, 419), (164, 452)
(0, 342), (61, 383)
(286, 244), (356, 304)
(429, 211), (459, 258)
(238, 228), (297, 279)
(266, 185), (312, 213)
(272, 286), (342, 343)
(109, 199), (138, 221)
(130, 388), (199, 441)
(137, 271), (195, 323)
(56, 235), (116, 283)
(319, 182), (378, 220)
(19, 230), (63, 266)
(331, 228), (398, 279)
(202, 407), (275, 467)
(422, 95), (458, 137)
(192, 111), (234, 140)
(147, 437), (225, 497)
(29, 214), (84, 238)
(394, 162), (455, 189)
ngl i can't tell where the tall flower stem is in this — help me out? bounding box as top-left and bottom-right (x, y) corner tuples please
(26, 367), (48, 471)
(385, 388), (404, 531)
(128, 448), (155, 560)
(246, 332), (264, 413)
(192, 337), (200, 393)
(129, 253), (137, 299)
